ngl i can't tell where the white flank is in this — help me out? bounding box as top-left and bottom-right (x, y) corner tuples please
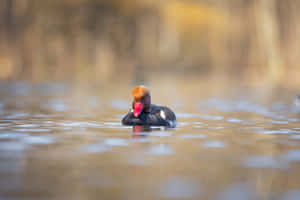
(160, 110), (166, 120)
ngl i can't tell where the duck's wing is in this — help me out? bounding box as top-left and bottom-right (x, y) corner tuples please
(150, 105), (177, 127)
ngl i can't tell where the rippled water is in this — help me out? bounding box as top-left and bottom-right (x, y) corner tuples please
(1, 82), (300, 200)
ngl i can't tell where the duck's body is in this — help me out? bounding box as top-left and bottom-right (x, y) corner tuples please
(121, 86), (177, 128)
(122, 104), (177, 127)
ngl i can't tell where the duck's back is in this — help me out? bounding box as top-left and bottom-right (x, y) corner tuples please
(122, 104), (177, 127)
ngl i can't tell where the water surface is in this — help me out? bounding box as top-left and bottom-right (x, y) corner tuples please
(1, 82), (300, 200)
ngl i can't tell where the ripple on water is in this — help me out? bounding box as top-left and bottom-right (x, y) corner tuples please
(227, 118), (243, 123)
(14, 128), (51, 133)
(281, 189), (300, 200)
(103, 122), (128, 129)
(271, 120), (289, 124)
(193, 122), (202, 125)
(0, 141), (27, 151)
(14, 124), (39, 128)
(157, 177), (202, 199)
(23, 135), (56, 145)
(285, 150), (300, 162)
(103, 138), (129, 146)
(149, 131), (172, 137)
(179, 134), (207, 139)
(5, 112), (29, 119)
(0, 132), (29, 139)
(289, 135), (300, 140)
(176, 113), (200, 118)
(177, 122), (190, 128)
(59, 122), (103, 128)
(81, 143), (112, 153)
(203, 141), (226, 148)
(200, 115), (224, 120)
(259, 129), (294, 135)
(242, 155), (287, 169)
(215, 182), (256, 200)
(148, 144), (174, 155)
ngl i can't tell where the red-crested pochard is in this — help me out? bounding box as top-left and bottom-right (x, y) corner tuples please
(122, 86), (177, 127)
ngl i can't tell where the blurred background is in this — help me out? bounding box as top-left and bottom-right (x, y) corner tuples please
(1, 0), (300, 87)
(2, 1), (300, 200)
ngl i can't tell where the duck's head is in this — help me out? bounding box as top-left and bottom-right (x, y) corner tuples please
(132, 85), (151, 117)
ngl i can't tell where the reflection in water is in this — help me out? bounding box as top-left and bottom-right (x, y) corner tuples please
(0, 82), (300, 199)
(132, 125), (164, 138)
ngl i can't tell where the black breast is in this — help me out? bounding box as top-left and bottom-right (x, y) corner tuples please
(122, 104), (176, 127)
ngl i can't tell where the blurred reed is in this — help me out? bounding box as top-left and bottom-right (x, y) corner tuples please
(0, 0), (300, 87)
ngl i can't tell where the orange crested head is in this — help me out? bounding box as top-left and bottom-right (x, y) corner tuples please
(132, 85), (150, 101)
(131, 86), (151, 117)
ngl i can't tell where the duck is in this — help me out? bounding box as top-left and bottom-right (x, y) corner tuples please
(122, 86), (177, 127)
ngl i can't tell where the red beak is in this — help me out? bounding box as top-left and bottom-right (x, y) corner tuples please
(134, 103), (143, 117)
